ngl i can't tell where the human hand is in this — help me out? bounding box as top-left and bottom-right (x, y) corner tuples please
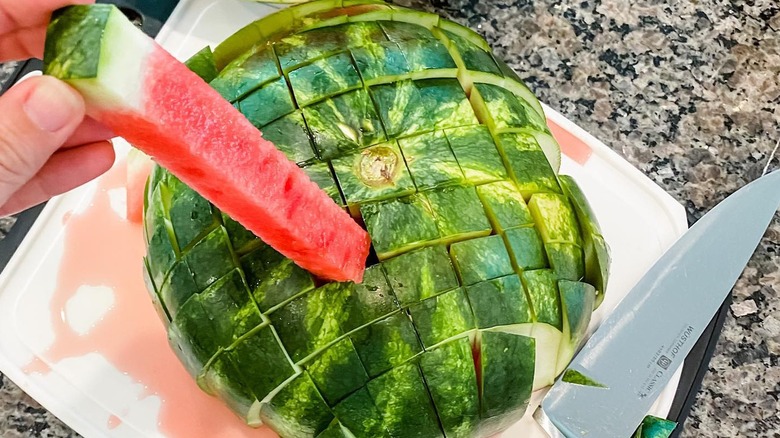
(0, 0), (115, 217)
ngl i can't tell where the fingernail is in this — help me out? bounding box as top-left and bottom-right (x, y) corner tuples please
(23, 79), (83, 133)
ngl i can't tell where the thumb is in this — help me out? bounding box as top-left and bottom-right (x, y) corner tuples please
(0, 75), (85, 209)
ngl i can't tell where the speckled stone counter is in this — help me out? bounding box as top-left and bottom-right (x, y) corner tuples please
(1, 0), (778, 437)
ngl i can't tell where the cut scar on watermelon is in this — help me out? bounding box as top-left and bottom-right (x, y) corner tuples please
(43, 4), (370, 282)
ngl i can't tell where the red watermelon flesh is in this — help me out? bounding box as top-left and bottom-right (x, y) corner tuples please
(44, 5), (370, 282)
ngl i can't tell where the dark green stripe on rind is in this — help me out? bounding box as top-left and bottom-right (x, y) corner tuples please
(270, 283), (351, 362)
(546, 243), (585, 281)
(165, 175), (216, 251)
(466, 275), (532, 328)
(333, 387), (388, 437)
(521, 269), (563, 330)
(352, 41), (411, 82)
(382, 245), (458, 306)
(479, 331), (535, 418)
(495, 133), (561, 197)
(367, 363), (444, 438)
(168, 295), (218, 378)
(182, 226), (237, 291)
(380, 20), (437, 43)
(210, 45), (280, 102)
(260, 373), (335, 438)
(425, 186), (491, 242)
(304, 337), (369, 405)
(471, 83), (545, 132)
(361, 194), (440, 259)
(197, 269), (264, 347)
(225, 325), (296, 401)
(450, 235), (514, 286)
(503, 226), (547, 271)
(444, 126), (507, 185)
(301, 163), (346, 206)
(184, 46), (219, 83)
(238, 77), (296, 128)
(144, 184), (176, 286)
(288, 51), (363, 106)
(441, 30), (502, 76)
(317, 419), (350, 438)
(407, 288), (475, 348)
(476, 181), (534, 232)
(199, 353), (258, 421)
(44, 5), (112, 79)
(159, 261), (198, 320)
(350, 312), (422, 377)
(370, 79), (476, 139)
(260, 111), (318, 165)
(221, 214), (259, 254)
(240, 243), (316, 313)
(419, 337), (479, 438)
(341, 264), (400, 332)
(398, 130), (464, 190)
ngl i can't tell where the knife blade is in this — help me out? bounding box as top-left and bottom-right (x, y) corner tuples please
(535, 170), (780, 438)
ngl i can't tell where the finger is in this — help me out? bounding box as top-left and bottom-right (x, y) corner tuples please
(0, 140), (114, 216)
(0, 25), (46, 62)
(63, 117), (114, 148)
(0, 0), (94, 33)
(0, 75), (85, 210)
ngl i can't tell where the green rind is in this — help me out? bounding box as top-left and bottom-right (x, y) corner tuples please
(521, 269), (563, 330)
(350, 312), (422, 377)
(479, 331), (535, 419)
(184, 46), (219, 82)
(476, 181), (534, 232)
(260, 373), (335, 438)
(304, 337), (369, 405)
(419, 337), (480, 438)
(407, 288), (475, 348)
(360, 194), (440, 259)
(560, 369), (608, 388)
(466, 275), (532, 328)
(270, 283), (350, 363)
(559, 175), (610, 306)
(634, 416), (678, 438)
(43, 5), (112, 79)
(367, 363), (444, 438)
(381, 245), (459, 305)
(450, 235), (514, 286)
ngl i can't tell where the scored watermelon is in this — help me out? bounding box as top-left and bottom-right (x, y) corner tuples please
(43, 4), (370, 282)
(126, 148), (154, 223)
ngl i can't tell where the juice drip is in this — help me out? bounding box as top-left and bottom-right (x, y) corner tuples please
(29, 160), (275, 438)
(549, 120), (593, 165)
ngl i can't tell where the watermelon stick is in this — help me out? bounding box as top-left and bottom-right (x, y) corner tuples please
(43, 4), (370, 282)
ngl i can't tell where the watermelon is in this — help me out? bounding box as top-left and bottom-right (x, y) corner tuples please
(126, 148), (154, 223)
(38, 2), (661, 437)
(43, 4), (370, 283)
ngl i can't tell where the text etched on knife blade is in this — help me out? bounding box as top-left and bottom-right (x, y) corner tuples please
(637, 324), (695, 399)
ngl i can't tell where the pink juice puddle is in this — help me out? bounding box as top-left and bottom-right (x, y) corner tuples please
(548, 120), (593, 166)
(25, 159), (276, 438)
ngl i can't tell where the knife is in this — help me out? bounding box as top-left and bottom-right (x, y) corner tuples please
(535, 170), (780, 437)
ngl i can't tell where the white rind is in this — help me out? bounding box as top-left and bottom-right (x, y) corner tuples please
(67, 8), (152, 115)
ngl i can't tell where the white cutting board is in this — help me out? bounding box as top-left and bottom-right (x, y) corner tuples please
(0, 1), (688, 437)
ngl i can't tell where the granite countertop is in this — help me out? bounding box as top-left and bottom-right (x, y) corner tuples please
(1, 0), (778, 437)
